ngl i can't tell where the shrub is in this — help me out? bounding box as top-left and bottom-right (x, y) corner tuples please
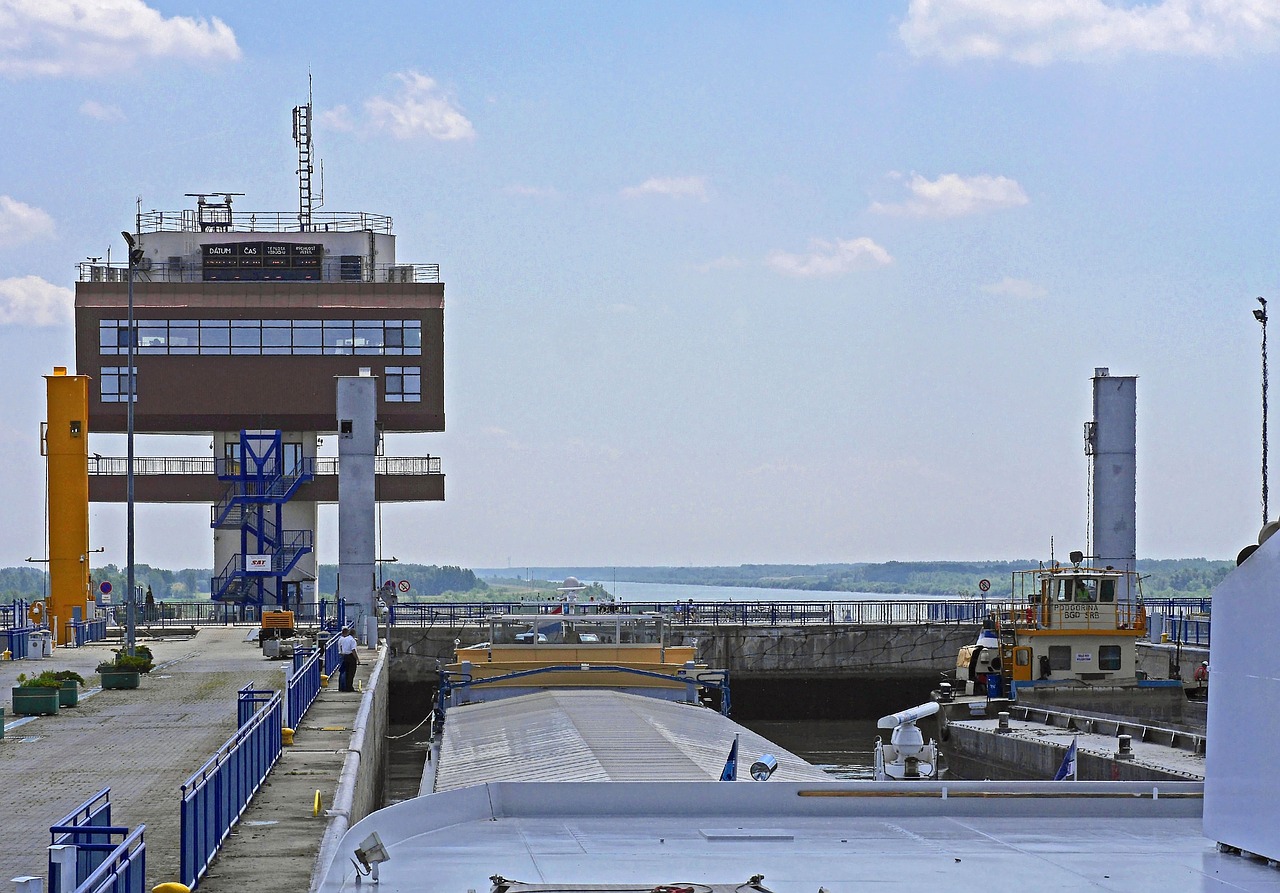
(16, 671), (64, 688)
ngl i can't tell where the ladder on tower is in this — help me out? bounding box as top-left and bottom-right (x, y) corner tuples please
(293, 101), (312, 231)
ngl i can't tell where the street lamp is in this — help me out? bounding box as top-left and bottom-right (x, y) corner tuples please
(1256, 296), (1269, 529)
(122, 232), (143, 655)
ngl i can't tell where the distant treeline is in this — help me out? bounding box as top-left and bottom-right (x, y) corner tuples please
(479, 559), (1234, 600)
(0, 563), (487, 602)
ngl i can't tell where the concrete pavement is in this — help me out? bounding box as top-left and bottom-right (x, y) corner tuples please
(0, 627), (316, 888)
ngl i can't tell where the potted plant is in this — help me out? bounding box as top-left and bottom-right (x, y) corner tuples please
(97, 646), (152, 690)
(51, 670), (85, 707)
(12, 671), (61, 715)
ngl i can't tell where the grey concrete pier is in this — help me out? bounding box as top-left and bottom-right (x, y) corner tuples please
(0, 627), (383, 891)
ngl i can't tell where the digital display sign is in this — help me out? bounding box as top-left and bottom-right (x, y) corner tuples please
(202, 242), (324, 281)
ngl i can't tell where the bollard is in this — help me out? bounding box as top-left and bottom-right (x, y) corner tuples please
(152, 884), (192, 893)
(314, 790), (323, 816)
(1116, 734), (1134, 760)
(997, 711), (1011, 733)
(282, 727), (295, 746)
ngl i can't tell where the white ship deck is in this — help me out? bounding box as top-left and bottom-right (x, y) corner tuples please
(315, 780), (1280, 893)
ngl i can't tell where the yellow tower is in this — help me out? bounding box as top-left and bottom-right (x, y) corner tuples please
(44, 367), (91, 646)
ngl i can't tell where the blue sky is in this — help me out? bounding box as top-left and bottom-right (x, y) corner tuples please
(2, 1), (1279, 571)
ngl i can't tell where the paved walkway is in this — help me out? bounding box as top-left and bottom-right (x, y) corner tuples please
(0, 627), (292, 888)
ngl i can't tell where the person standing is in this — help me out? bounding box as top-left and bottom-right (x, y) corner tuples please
(337, 626), (359, 692)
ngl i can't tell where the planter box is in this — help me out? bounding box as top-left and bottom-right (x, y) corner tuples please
(59, 680), (79, 707)
(100, 669), (140, 690)
(12, 686), (59, 715)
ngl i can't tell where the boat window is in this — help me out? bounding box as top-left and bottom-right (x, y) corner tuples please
(1099, 579), (1116, 602)
(1098, 645), (1122, 671)
(1056, 580), (1072, 602)
(1015, 649), (1030, 667)
(1074, 579), (1097, 602)
(1049, 645), (1072, 670)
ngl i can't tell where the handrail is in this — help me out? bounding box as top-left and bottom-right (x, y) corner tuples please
(180, 690), (282, 888)
(91, 455), (442, 476)
(287, 646), (323, 729)
(73, 824), (145, 893)
(137, 209), (393, 233)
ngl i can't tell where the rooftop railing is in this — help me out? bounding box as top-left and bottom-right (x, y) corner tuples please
(88, 456), (443, 476)
(78, 260), (441, 284)
(137, 209), (393, 234)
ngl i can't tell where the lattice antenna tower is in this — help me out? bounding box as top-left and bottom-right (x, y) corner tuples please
(293, 73), (325, 231)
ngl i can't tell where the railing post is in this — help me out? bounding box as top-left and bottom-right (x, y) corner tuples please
(47, 845), (74, 893)
(11, 877), (42, 893)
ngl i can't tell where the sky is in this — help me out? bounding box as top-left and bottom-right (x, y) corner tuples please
(1, 0), (1279, 572)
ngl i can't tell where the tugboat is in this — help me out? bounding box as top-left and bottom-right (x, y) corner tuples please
(953, 550), (1149, 700)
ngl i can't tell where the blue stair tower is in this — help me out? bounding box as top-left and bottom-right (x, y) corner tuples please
(210, 430), (314, 606)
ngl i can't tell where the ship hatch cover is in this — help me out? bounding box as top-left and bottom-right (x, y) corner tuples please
(486, 880), (768, 885)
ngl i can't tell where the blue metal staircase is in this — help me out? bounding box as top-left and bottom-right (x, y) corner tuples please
(210, 430), (314, 605)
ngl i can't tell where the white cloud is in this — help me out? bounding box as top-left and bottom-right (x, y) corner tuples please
(0, 276), (72, 326)
(503, 184), (559, 198)
(765, 237), (893, 278)
(620, 176), (709, 201)
(693, 255), (746, 273)
(366, 71), (475, 141)
(901, 0), (1280, 65)
(870, 173), (1028, 218)
(983, 276), (1048, 299)
(318, 104), (356, 132)
(79, 99), (123, 121)
(0, 0), (240, 78)
(0, 195), (54, 246)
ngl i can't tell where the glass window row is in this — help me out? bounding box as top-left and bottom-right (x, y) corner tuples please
(100, 318), (422, 356)
(98, 365), (419, 404)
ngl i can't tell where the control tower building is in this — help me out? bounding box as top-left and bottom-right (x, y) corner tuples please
(73, 190), (444, 611)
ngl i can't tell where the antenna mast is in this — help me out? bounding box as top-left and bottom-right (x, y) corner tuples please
(293, 74), (317, 231)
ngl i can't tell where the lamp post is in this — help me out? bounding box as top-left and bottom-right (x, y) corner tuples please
(1256, 297), (1269, 529)
(122, 232), (143, 655)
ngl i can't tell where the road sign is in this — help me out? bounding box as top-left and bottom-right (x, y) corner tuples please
(398, 580), (410, 593)
(99, 581), (112, 594)
(979, 579), (991, 592)
(383, 580), (395, 590)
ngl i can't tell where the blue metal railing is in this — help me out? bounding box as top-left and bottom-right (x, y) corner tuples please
(73, 825), (145, 893)
(5, 625), (33, 659)
(1164, 615), (1211, 646)
(49, 788), (124, 891)
(236, 683), (275, 729)
(181, 690), (283, 889)
(322, 631), (340, 676)
(388, 599), (994, 627)
(287, 646), (322, 729)
(67, 618), (109, 646)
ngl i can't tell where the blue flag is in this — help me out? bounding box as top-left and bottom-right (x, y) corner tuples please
(1053, 736), (1078, 781)
(720, 734), (739, 781)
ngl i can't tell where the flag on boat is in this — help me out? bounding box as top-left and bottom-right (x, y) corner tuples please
(720, 733), (739, 781)
(1053, 736), (1078, 781)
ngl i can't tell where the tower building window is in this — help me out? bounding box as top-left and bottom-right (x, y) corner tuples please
(101, 367), (137, 402)
(385, 366), (420, 402)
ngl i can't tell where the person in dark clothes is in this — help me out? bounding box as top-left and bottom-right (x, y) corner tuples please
(337, 626), (359, 691)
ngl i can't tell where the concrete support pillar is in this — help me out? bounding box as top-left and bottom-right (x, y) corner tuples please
(337, 373), (377, 642)
(1089, 368), (1137, 586)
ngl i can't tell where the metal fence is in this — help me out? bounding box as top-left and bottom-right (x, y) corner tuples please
(72, 825), (146, 893)
(67, 618), (109, 646)
(287, 646), (323, 729)
(387, 599), (994, 627)
(180, 690), (283, 889)
(322, 632), (340, 677)
(49, 788), (123, 891)
(5, 625), (33, 659)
